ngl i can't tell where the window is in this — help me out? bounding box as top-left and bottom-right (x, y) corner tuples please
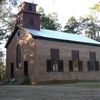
(29, 4), (32, 11)
(69, 60), (83, 72)
(47, 60), (63, 72)
(69, 50), (83, 72)
(50, 49), (59, 60)
(87, 52), (99, 71)
(89, 52), (96, 61)
(29, 18), (34, 25)
(16, 44), (21, 68)
(72, 50), (79, 71)
(52, 60), (59, 71)
(47, 49), (63, 72)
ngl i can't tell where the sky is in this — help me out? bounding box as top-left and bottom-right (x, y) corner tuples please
(1, 0), (100, 60)
(18, 0), (100, 26)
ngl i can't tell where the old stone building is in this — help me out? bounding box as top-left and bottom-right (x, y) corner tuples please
(5, 2), (100, 84)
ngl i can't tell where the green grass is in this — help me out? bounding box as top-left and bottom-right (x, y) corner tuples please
(37, 80), (81, 85)
(37, 80), (100, 88)
(76, 82), (100, 88)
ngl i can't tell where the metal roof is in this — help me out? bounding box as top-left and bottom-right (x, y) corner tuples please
(25, 28), (100, 45)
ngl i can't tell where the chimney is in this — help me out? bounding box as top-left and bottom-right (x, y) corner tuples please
(16, 2), (40, 30)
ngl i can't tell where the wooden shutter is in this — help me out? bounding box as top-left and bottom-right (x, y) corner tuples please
(69, 60), (73, 71)
(87, 61), (90, 71)
(58, 60), (63, 72)
(47, 60), (51, 72)
(95, 61), (99, 71)
(79, 61), (83, 71)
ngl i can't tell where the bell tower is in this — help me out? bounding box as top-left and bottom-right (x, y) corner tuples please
(16, 2), (40, 30)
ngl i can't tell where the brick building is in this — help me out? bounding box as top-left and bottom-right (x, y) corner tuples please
(5, 2), (100, 84)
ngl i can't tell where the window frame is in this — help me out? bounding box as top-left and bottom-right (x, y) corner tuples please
(69, 60), (83, 72)
(87, 52), (99, 71)
(16, 44), (21, 68)
(87, 61), (99, 71)
(50, 49), (59, 60)
(29, 4), (32, 11)
(69, 50), (83, 72)
(47, 60), (63, 72)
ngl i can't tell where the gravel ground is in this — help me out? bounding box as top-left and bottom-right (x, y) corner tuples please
(0, 82), (100, 100)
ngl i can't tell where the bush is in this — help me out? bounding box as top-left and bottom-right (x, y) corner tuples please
(0, 62), (7, 81)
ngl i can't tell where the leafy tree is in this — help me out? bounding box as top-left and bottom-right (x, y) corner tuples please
(90, 1), (100, 41)
(78, 15), (99, 38)
(0, 61), (6, 80)
(0, 0), (4, 4)
(0, 0), (17, 58)
(0, 0), (2, 3)
(40, 16), (57, 30)
(63, 15), (100, 40)
(64, 16), (79, 34)
(91, 1), (100, 12)
(38, 7), (61, 31)
(37, 7), (44, 15)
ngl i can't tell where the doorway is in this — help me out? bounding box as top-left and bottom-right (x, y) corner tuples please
(10, 63), (14, 79)
(24, 61), (28, 77)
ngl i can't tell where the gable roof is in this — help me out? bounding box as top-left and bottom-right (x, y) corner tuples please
(5, 27), (100, 48)
(25, 28), (100, 46)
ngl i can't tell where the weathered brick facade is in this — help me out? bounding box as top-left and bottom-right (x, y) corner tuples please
(6, 27), (100, 84)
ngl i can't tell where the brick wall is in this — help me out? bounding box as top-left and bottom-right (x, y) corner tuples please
(6, 30), (100, 84)
(6, 29), (36, 84)
(35, 39), (100, 82)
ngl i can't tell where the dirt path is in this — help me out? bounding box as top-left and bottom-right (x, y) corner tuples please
(0, 82), (100, 100)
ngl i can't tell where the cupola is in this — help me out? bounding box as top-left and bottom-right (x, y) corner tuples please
(16, 2), (40, 30)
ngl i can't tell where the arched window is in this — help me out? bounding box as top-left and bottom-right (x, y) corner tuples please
(16, 44), (21, 68)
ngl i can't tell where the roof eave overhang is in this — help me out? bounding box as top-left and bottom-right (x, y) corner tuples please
(5, 26), (19, 48)
(32, 35), (100, 47)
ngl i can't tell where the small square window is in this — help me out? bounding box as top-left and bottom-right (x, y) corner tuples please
(29, 4), (32, 11)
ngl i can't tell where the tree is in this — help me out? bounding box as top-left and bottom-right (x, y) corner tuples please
(37, 6), (45, 15)
(0, 0), (3, 4)
(63, 15), (100, 40)
(0, 0), (17, 58)
(64, 16), (79, 34)
(41, 15), (61, 31)
(79, 15), (97, 38)
(38, 7), (61, 31)
(40, 16), (57, 30)
(91, 1), (100, 12)
(90, 2), (100, 41)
